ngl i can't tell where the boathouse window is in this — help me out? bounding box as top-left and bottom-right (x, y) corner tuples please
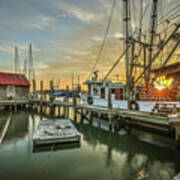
(93, 88), (99, 96)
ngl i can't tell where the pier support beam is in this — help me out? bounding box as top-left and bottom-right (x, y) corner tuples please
(98, 113), (101, 128)
(66, 86), (69, 118)
(80, 108), (84, 122)
(90, 111), (94, 124)
(108, 113), (113, 132)
(40, 80), (44, 113)
(73, 92), (77, 121)
(175, 129), (180, 150)
(49, 80), (55, 116)
(14, 105), (17, 112)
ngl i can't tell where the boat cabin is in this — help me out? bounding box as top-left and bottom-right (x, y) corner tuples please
(84, 80), (127, 101)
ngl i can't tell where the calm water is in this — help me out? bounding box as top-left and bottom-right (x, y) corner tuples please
(0, 110), (180, 180)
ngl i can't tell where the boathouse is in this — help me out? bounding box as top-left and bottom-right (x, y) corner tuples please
(0, 72), (30, 100)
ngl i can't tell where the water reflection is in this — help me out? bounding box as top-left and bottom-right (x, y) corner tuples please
(0, 110), (179, 180)
(33, 142), (81, 153)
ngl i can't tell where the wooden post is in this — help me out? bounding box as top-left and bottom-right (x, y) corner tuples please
(108, 88), (112, 109)
(49, 80), (55, 103)
(66, 85), (69, 118)
(40, 81), (44, 112)
(73, 91), (77, 121)
(49, 80), (55, 115)
(175, 128), (180, 150)
(113, 118), (118, 132)
(90, 111), (93, 124)
(98, 113), (101, 128)
(32, 79), (36, 100)
(44, 92), (47, 102)
(80, 108), (83, 122)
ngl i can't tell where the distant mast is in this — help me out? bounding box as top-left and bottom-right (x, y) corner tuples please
(23, 59), (27, 77)
(28, 43), (35, 81)
(14, 46), (20, 74)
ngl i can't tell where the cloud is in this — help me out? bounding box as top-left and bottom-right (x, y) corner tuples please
(59, 3), (100, 23)
(18, 15), (59, 31)
(92, 36), (103, 42)
(0, 46), (14, 54)
(36, 62), (50, 71)
(0, 44), (40, 55)
(68, 50), (92, 56)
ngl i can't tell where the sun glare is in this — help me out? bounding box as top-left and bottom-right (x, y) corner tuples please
(154, 76), (173, 90)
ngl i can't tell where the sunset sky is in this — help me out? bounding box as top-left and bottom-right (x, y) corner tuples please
(0, 0), (179, 89)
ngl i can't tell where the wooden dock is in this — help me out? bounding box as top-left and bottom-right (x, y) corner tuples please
(33, 119), (81, 146)
(31, 92), (180, 149)
(1, 79), (179, 149)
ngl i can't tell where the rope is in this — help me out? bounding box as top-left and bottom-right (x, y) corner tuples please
(87, 0), (116, 80)
(103, 0), (151, 81)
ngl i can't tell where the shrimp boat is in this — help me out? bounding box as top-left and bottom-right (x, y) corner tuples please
(82, 0), (180, 116)
(82, 62), (180, 114)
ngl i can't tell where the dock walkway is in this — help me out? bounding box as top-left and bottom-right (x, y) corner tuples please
(33, 119), (81, 146)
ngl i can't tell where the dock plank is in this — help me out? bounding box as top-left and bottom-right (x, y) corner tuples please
(77, 104), (169, 125)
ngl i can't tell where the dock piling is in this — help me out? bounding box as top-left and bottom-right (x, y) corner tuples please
(108, 113), (112, 131)
(73, 91), (77, 121)
(40, 80), (44, 112)
(49, 80), (55, 116)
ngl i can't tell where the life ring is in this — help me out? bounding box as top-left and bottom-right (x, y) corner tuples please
(87, 96), (93, 105)
(130, 100), (139, 111)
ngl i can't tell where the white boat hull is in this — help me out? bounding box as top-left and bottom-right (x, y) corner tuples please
(81, 96), (180, 113)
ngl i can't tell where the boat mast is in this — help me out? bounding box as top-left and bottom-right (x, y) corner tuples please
(147, 0), (158, 86)
(123, 0), (131, 109)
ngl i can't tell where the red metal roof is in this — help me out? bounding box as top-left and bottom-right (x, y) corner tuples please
(0, 72), (30, 87)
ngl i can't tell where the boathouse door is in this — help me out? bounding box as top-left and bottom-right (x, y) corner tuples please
(101, 88), (105, 99)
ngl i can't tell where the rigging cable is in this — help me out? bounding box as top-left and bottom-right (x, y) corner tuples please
(102, 46), (129, 81)
(87, 0), (116, 80)
(159, 3), (180, 22)
(103, 0), (150, 81)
